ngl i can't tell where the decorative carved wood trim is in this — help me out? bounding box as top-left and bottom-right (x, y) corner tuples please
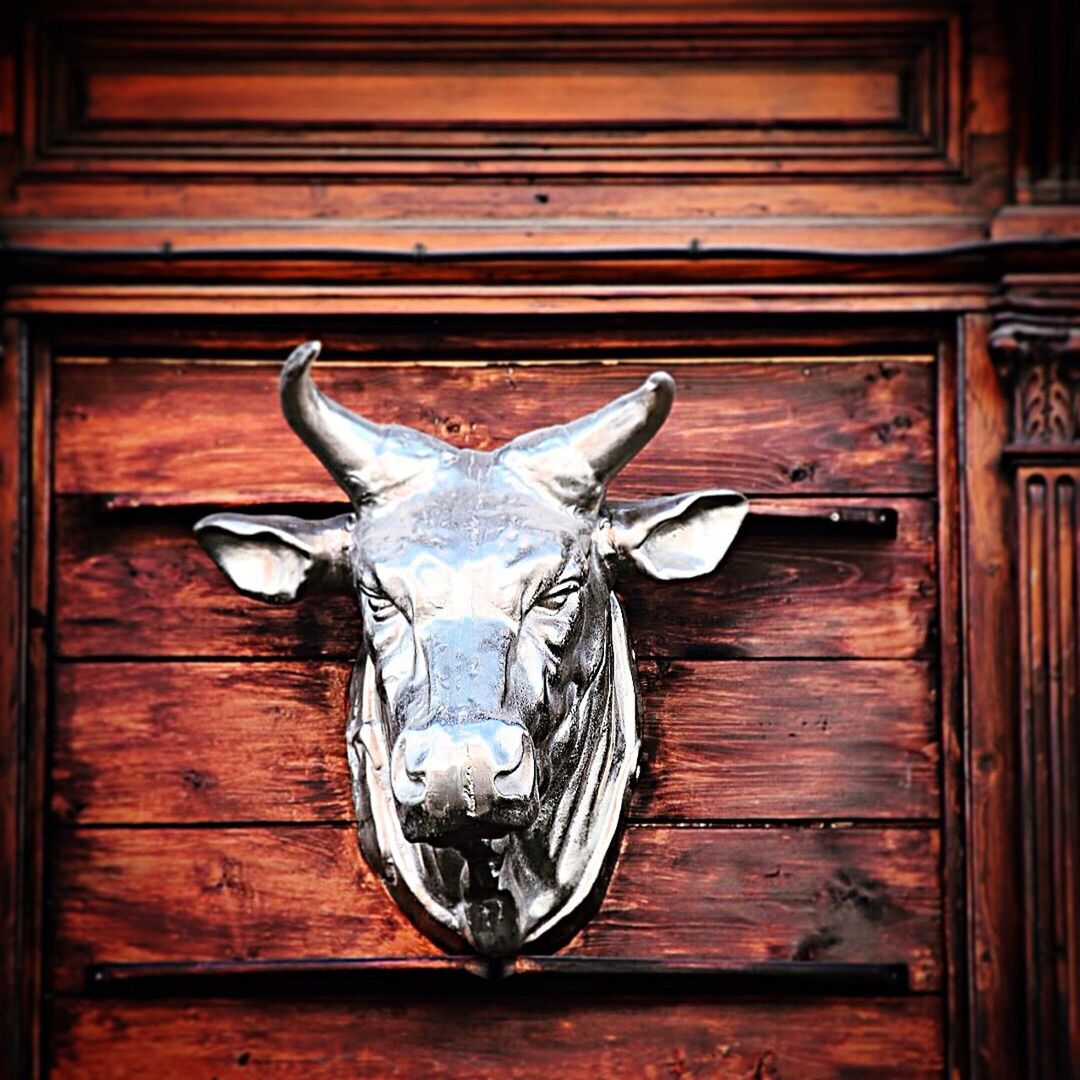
(25, 12), (963, 182)
(993, 312), (1080, 453)
(991, 303), (1080, 1079)
(1016, 468), (1080, 1080)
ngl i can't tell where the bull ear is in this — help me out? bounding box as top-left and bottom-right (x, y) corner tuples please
(601, 490), (748, 581)
(194, 512), (355, 604)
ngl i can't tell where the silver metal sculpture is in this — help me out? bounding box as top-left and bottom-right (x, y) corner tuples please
(196, 342), (747, 955)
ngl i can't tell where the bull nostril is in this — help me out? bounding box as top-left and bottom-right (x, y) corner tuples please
(391, 733), (430, 806)
(493, 735), (536, 801)
(404, 739), (430, 774)
(391, 722), (538, 830)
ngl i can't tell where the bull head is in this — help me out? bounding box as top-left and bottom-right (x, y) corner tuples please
(196, 342), (747, 954)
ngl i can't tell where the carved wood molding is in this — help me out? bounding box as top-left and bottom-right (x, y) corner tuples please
(991, 301), (1080, 1078)
(26, 12), (963, 182)
(1015, 468), (1080, 1080)
(992, 309), (1080, 455)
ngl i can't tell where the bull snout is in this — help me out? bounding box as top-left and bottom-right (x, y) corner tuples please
(390, 720), (539, 845)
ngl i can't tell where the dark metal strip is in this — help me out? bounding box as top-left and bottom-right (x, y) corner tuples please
(87, 957), (911, 997)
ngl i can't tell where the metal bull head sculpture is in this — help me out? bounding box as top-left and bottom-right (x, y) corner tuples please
(195, 342), (748, 955)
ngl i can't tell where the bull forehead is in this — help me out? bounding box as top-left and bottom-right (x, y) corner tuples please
(355, 457), (595, 611)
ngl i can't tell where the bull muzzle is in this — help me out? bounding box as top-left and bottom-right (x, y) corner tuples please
(390, 720), (539, 845)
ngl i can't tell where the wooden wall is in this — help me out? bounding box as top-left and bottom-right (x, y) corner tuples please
(2, 2), (1079, 1078)
(39, 325), (947, 1075)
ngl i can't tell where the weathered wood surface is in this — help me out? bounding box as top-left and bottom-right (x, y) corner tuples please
(1, 322), (28, 1079)
(50, 825), (942, 993)
(638, 659), (938, 818)
(54, 496), (936, 659)
(1016, 467), (1080, 1079)
(48, 996), (945, 1079)
(962, 316), (1024, 1078)
(4, 0), (1011, 262)
(52, 659), (940, 824)
(54, 359), (935, 501)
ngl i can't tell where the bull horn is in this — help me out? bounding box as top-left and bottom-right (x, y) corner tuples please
(498, 372), (675, 509)
(280, 341), (446, 501)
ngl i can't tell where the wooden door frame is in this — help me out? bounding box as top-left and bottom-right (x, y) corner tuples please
(1, 286), (1041, 1077)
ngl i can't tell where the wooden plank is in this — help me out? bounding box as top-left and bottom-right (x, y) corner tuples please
(52, 660), (940, 824)
(85, 65), (901, 128)
(49, 825), (942, 993)
(48, 996), (945, 1079)
(53, 360), (935, 501)
(638, 659), (938, 819)
(935, 332), (969, 1079)
(0, 320), (27, 1076)
(53, 496), (936, 659)
(961, 315), (1023, 1077)
(35, 12), (962, 185)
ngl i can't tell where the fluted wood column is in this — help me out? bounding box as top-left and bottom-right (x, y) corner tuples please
(993, 310), (1080, 1079)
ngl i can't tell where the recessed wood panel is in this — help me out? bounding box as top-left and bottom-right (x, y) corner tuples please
(49, 996), (945, 1079)
(53, 358), (936, 501)
(50, 825), (942, 993)
(85, 65), (901, 128)
(50, 659), (940, 824)
(53, 496), (936, 659)
(31, 12), (961, 179)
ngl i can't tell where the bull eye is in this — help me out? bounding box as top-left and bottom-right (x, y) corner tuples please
(533, 580), (581, 614)
(361, 585), (400, 623)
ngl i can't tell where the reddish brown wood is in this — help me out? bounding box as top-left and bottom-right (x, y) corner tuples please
(935, 331), (969, 1080)
(79, 57), (902, 130)
(53, 358), (936, 501)
(51, 659), (939, 824)
(991, 300), (1080, 1079)
(1016, 468), (1080, 1078)
(7, 282), (1005, 312)
(49, 824), (942, 993)
(0, 320), (27, 1078)
(48, 996), (946, 1080)
(31, 318), (952, 360)
(0, 0), (1014, 258)
(1, 0), (1073, 1072)
(1012, 0), (1080, 205)
(961, 315), (1023, 1078)
(22, 340), (52, 1080)
(53, 495), (936, 660)
(427, 654), (918, 819)
(30, 12), (959, 185)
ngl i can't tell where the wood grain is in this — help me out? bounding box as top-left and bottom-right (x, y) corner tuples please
(53, 496), (937, 659)
(962, 315), (1024, 1078)
(36, 12), (960, 185)
(2, 0), (1008, 259)
(85, 65), (901, 128)
(49, 824), (942, 993)
(2, 0), (1070, 1074)
(48, 996), (945, 1079)
(1016, 470), (1080, 1080)
(53, 359), (935, 501)
(934, 331), (968, 1079)
(0, 321), (26, 1078)
(638, 659), (939, 819)
(52, 659), (940, 824)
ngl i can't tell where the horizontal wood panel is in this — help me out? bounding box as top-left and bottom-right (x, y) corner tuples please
(53, 497), (936, 659)
(50, 825), (942, 993)
(54, 359), (935, 501)
(85, 66), (901, 127)
(639, 659), (938, 818)
(49, 996), (945, 1079)
(35, 14), (959, 179)
(52, 660), (940, 824)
